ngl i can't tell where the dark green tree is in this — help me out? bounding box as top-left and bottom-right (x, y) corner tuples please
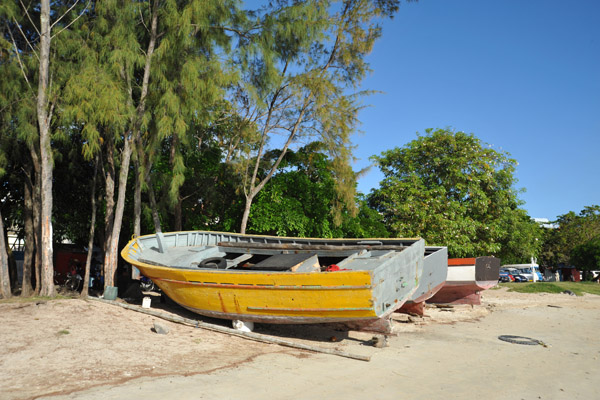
(571, 238), (600, 274)
(369, 128), (538, 259)
(540, 205), (600, 273)
(247, 143), (387, 238)
(495, 208), (543, 264)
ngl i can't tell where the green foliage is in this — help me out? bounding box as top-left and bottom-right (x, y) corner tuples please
(51, 135), (97, 245)
(338, 195), (390, 239)
(540, 205), (600, 269)
(142, 135), (244, 233)
(369, 128), (537, 259)
(0, 147), (5, 177)
(147, 0), (239, 206)
(247, 144), (387, 238)
(570, 236), (600, 271)
(247, 144), (339, 237)
(496, 207), (543, 264)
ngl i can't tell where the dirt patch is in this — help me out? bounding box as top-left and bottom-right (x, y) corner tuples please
(0, 295), (283, 400)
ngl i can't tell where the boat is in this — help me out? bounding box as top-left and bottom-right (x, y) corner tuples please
(427, 256), (500, 305)
(398, 245), (448, 315)
(121, 231), (425, 333)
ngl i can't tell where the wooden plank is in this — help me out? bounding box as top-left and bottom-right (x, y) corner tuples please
(252, 253), (318, 272)
(226, 254), (253, 269)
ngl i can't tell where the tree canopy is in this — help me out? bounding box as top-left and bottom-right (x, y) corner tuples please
(247, 143), (388, 238)
(540, 205), (600, 273)
(368, 128), (541, 260)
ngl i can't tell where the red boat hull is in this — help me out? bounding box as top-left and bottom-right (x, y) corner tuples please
(428, 257), (500, 305)
(427, 281), (497, 305)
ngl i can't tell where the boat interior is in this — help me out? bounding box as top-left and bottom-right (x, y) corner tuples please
(137, 242), (410, 273)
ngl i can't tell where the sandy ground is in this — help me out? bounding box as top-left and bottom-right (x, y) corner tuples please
(1, 287), (599, 400)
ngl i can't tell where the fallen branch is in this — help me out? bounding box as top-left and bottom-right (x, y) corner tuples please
(89, 297), (371, 362)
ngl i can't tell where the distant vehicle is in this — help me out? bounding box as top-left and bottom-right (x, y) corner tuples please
(512, 273), (528, 282)
(499, 269), (515, 282)
(502, 263), (543, 282)
(515, 267), (543, 282)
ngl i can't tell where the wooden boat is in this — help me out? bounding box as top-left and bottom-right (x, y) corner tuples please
(398, 246), (448, 315)
(121, 231), (425, 333)
(427, 256), (500, 305)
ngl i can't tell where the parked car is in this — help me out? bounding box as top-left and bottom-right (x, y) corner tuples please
(499, 269), (515, 282)
(512, 273), (528, 282)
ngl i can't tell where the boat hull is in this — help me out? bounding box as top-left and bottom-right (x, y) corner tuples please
(428, 257), (500, 305)
(398, 246), (448, 315)
(121, 231), (425, 332)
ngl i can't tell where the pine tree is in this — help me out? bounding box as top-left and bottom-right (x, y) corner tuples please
(2, 1), (93, 296)
(229, 0), (400, 234)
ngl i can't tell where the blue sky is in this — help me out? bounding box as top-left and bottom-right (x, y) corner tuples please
(352, 0), (600, 221)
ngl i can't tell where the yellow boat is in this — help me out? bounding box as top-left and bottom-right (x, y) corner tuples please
(121, 231), (425, 332)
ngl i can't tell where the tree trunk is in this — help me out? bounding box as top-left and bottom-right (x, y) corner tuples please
(21, 177), (35, 296)
(173, 197), (182, 232)
(168, 134), (182, 231)
(37, 0), (55, 297)
(240, 193), (254, 235)
(104, 137), (133, 288)
(32, 176), (42, 295)
(28, 144), (42, 295)
(133, 157), (142, 238)
(103, 136), (116, 254)
(146, 176), (162, 234)
(0, 209), (12, 299)
(81, 156), (99, 298)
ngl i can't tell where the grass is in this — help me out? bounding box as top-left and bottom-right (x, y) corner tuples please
(498, 281), (600, 296)
(57, 329), (70, 336)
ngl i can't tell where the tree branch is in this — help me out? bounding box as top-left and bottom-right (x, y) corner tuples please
(50, 0), (79, 29)
(7, 26), (33, 91)
(51, 0), (91, 40)
(18, 0), (40, 36)
(207, 25), (250, 39)
(12, 17), (40, 60)
(139, 5), (149, 33)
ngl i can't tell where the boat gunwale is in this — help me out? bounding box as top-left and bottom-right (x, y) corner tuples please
(127, 229), (422, 245)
